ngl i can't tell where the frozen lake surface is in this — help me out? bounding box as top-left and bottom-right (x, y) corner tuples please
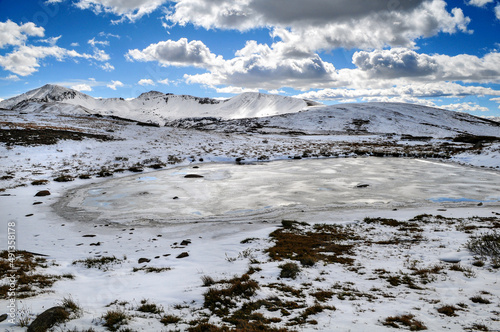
(57, 158), (500, 224)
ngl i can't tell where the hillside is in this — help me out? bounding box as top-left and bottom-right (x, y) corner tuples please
(2, 85), (499, 139)
(0, 84), (311, 125)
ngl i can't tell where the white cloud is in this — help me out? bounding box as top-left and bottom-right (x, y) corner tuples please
(138, 78), (155, 86)
(126, 38), (223, 68)
(442, 102), (490, 112)
(467, 0), (494, 7)
(71, 83), (92, 92)
(100, 62), (114, 71)
(0, 43), (110, 76)
(495, 4), (500, 20)
(45, 0), (64, 3)
(70, 42), (80, 47)
(295, 83), (500, 101)
(215, 86), (259, 94)
(88, 37), (109, 47)
(0, 20), (45, 48)
(349, 48), (500, 84)
(166, 0), (470, 50)
(107, 80), (124, 90)
(157, 78), (170, 85)
(352, 48), (439, 78)
(40, 35), (62, 46)
(1, 74), (20, 81)
(73, 0), (167, 23)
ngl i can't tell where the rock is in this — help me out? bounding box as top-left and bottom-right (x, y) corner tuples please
(33, 202), (43, 205)
(173, 196), (179, 200)
(439, 257), (461, 263)
(184, 174), (204, 178)
(82, 234), (96, 237)
(180, 239), (191, 246)
(0, 314), (7, 322)
(176, 252), (189, 259)
(27, 306), (69, 332)
(89, 242), (101, 246)
(356, 184), (370, 188)
(138, 258), (150, 264)
(35, 190), (51, 197)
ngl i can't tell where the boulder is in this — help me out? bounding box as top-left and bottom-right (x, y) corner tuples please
(138, 258), (151, 264)
(35, 190), (50, 197)
(27, 306), (69, 332)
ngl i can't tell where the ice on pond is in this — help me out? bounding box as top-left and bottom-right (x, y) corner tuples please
(58, 158), (500, 224)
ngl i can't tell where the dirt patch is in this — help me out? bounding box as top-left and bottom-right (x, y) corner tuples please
(0, 128), (114, 146)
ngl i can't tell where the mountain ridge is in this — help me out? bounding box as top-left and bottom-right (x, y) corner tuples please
(0, 84), (311, 124)
(1, 84), (499, 138)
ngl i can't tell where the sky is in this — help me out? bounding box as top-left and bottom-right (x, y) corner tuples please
(0, 0), (499, 117)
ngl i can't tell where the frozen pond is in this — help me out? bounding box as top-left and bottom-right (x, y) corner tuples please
(57, 158), (500, 224)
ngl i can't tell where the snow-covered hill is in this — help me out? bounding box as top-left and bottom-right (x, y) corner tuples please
(0, 84), (311, 124)
(188, 102), (500, 138)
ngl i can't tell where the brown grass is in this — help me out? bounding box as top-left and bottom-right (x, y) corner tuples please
(267, 223), (359, 266)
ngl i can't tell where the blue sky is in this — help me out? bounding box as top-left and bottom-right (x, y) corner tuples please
(0, 0), (499, 117)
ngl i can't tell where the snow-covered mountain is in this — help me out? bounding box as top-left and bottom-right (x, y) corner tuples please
(2, 84), (499, 138)
(0, 84), (312, 125)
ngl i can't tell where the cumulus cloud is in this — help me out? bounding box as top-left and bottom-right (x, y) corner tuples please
(0, 20), (45, 48)
(495, 4), (500, 20)
(126, 38), (223, 68)
(353, 48), (439, 78)
(71, 83), (92, 92)
(349, 49), (500, 84)
(138, 78), (155, 86)
(157, 78), (170, 85)
(107, 80), (124, 90)
(73, 0), (167, 22)
(0, 44), (110, 76)
(166, 0), (470, 50)
(0, 20), (111, 76)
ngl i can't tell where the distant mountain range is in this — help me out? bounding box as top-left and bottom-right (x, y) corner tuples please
(1, 84), (499, 138)
(0, 84), (316, 125)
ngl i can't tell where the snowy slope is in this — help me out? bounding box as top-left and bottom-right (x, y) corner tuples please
(206, 102), (500, 138)
(0, 85), (310, 124)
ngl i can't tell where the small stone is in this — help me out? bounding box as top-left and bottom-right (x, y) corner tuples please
(0, 314), (8, 322)
(82, 234), (96, 237)
(173, 196), (179, 200)
(89, 242), (101, 246)
(184, 174), (204, 178)
(356, 184), (370, 188)
(35, 190), (51, 197)
(138, 258), (151, 264)
(180, 239), (191, 246)
(25, 214), (33, 217)
(33, 202), (43, 205)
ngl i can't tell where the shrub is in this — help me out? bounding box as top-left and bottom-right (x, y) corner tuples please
(279, 262), (301, 279)
(102, 310), (128, 331)
(467, 232), (500, 260)
(383, 314), (427, 330)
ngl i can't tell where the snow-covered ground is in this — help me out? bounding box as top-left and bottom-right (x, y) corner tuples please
(1, 92), (500, 331)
